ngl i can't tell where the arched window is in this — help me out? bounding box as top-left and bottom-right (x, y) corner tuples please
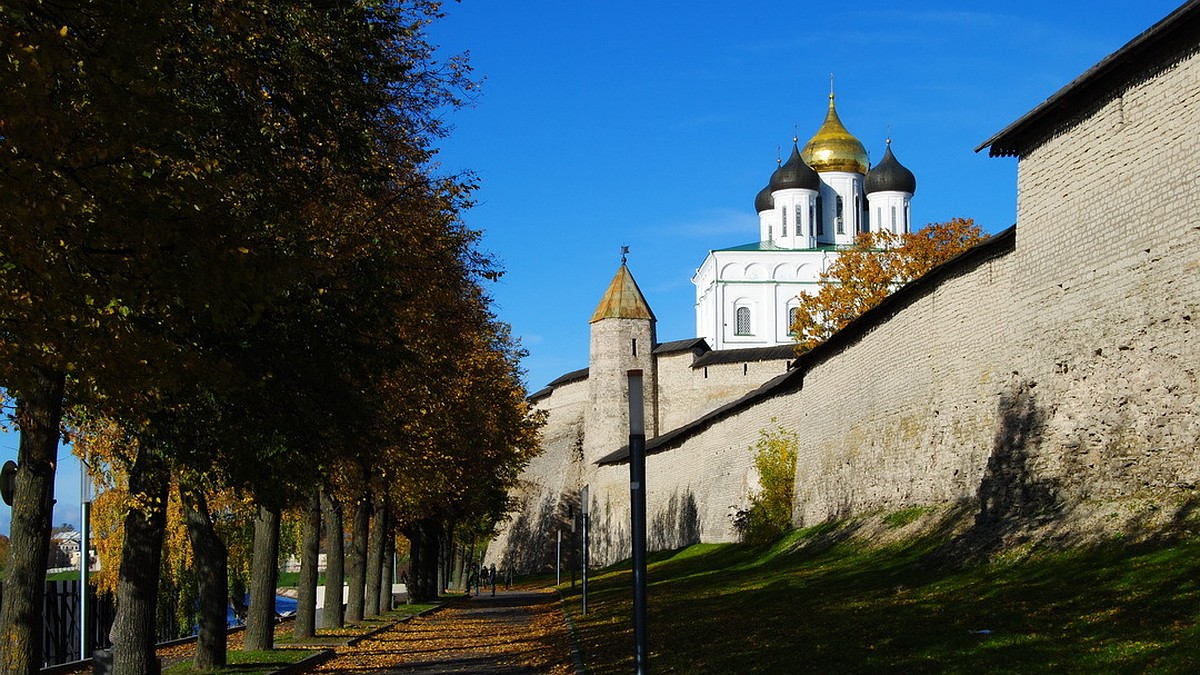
(815, 196), (824, 235)
(836, 196), (844, 234)
(794, 206), (801, 234)
(787, 306), (800, 336)
(735, 306), (752, 335)
(891, 205), (897, 232)
(781, 206), (788, 237)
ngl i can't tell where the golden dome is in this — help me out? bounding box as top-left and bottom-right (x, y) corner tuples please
(801, 94), (868, 175)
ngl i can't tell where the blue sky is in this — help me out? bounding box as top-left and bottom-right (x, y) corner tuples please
(426, 0), (1182, 393)
(0, 0), (1184, 535)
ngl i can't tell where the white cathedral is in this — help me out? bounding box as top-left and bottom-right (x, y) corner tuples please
(693, 92), (916, 349)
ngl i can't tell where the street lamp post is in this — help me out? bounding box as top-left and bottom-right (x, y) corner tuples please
(79, 457), (92, 660)
(627, 370), (648, 674)
(581, 485), (590, 616)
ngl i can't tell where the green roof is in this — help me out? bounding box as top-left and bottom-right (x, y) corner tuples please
(715, 241), (842, 253)
(590, 264), (655, 323)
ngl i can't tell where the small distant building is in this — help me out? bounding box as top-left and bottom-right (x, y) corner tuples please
(50, 530), (96, 571)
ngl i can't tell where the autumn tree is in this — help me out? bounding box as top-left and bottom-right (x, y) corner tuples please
(2, 0), (476, 671)
(791, 218), (986, 353)
(386, 301), (542, 602)
(5, 1), (540, 668)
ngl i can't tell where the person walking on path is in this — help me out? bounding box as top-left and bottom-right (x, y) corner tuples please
(312, 587), (575, 674)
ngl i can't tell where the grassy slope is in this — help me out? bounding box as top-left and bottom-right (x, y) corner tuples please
(560, 522), (1200, 674)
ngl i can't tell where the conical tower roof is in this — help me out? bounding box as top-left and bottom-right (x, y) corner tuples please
(590, 264), (656, 323)
(801, 93), (869, 174)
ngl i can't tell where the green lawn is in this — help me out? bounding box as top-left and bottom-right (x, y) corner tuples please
(560, 521), (1200, 673)
(161, 648), (322, 675)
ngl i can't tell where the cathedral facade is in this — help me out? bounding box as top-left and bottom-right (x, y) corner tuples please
(693, 93), (916, 349)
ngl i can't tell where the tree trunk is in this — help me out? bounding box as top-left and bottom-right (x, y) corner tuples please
(404, 518), (441, 603)
(320, 491), (345, 629)
(380, 509), (395, 612)
(179, 480), (228, 669)
(439, 526), (452, 594)
(464, 540), (476, 594)
(111, 444), (170, 675)
(425, 519), (443, 602)
(0, 365), (65, 675)
(400, 525), (417, 599)
(244, 503), (280, 651)
(294, 489), (321, 639)
(345, 495), (370, 622)
(364, 497), (385, 617)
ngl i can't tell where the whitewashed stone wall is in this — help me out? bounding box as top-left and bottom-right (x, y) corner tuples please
(996, 46), (1200, 516)
(488, 31), (1200, 570)
(791, 40), (1200, 532)
(792, 247), (1013, 523)
(656, 352), (792, 434)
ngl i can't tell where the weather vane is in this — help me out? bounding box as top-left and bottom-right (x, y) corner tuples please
(621, 245), (629, 264)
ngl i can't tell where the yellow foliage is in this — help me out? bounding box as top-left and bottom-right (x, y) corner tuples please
(791, 218), (985, 353)
(736, 422), (798, 544)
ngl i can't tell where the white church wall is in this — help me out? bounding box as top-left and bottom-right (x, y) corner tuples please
(867, 190), (912, 234)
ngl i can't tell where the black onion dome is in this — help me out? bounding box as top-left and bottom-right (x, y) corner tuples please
(754, 184), (774, 213)
(865, 143), (917, 195)
(768, 144), (820, 192)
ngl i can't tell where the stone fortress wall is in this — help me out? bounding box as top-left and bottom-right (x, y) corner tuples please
(488, 8), (1200, 569)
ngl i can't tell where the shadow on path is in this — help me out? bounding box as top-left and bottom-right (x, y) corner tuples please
(311, 589), (575, 675)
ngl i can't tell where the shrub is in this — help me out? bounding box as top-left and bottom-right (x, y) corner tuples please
(734, 423), (798, 544)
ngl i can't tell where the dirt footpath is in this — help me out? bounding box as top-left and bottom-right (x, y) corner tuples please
(311, 588), (577, 674)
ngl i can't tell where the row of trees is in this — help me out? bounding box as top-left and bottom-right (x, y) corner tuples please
(1, 2), (539, 673)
